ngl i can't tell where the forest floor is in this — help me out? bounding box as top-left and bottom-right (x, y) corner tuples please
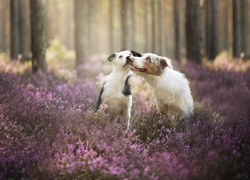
(0, 47), (250, 179)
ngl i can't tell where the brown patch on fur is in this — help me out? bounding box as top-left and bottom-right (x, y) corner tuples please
(143, 60), (163, 76)
(141, 56), (165, 76)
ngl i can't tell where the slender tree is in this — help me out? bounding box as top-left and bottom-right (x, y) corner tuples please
(19, 0), (30, 60)
(109, 0), (114, 53)
(160, 0), (165, 55)
(145, 0), (152, 52)
(205, 0), (211, 59)
(205, 0), (218, 60)
(241, 0), (250, 58)
(232, 0), (241, 58)
(151, 0), (156, 53)
(0, 0), (7, 52)
(10, 0), (19, 60)
(74, 0), (87, 68)
(173, 0), (180, 60)
(121, 0), (132, 50)
(131, 0), (135, 50)
(87, 0), (93, 55)
(154, 0), (161, 55)
(30, 0), (47, 73)
(223, 0), (229, 51)
(185, 0), (202, 63)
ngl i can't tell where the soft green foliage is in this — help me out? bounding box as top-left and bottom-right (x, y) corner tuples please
(46, 38), (77, 80)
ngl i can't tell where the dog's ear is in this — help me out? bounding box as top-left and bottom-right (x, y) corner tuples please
(160, 59), (168, 69)
(130, 50), (142, 57)
(105, 53), (116, 63)
(160, 57), (173, 69)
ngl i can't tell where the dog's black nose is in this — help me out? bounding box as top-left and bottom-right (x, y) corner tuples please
(126, 56), (133, 63)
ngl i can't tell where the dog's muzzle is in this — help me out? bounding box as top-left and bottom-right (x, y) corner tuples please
(123, 56), (133, 67)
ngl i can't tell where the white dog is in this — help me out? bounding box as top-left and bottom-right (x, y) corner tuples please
(95, 50), (142, 130)
(128, 53), (194, 119)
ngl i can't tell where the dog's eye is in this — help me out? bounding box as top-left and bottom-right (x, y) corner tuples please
(146, 57), (151, 62)
(119, 55), (123, 58)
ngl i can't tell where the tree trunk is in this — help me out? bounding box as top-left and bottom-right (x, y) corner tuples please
(232, 0), (241, 58)
(145, 0), (152, 52)
(151, 0), (156, 53)
(212, 1), (219, 57)
(205, 0), (218, 60)
(241, 0), (250, 59)
(10, 0), (19, 60)
(121, 0), (132, 50)
(155, 0), (161, 55)
(131, 0), (135, 50)
(30, 0), (47, 73)
(109, 0), (114, 53)
(173, 0), (180, 60)
(19, 0), (30, 60)
(74, 0), (87, 68)
(160, 0), (165, 55)
(223, 0), (229, 51)
(0, 0), (7, 52)
(185, 0), (202, 63)
(87, 0), (92, 55)
(66, 0), (74, 49)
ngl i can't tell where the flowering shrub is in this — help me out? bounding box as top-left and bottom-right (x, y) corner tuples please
(185, 62), (250, 120)
(0, 56), (249, 179)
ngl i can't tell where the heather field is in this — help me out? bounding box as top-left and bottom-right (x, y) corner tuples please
(0, 52), (250, 179)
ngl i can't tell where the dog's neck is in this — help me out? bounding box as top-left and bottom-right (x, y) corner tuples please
(142, 70), (165, 86)
(104, 68), (132, 95)
(111, 67), (132, 77)
(106, 67), (132, 84)
(143, 69), (175, 90)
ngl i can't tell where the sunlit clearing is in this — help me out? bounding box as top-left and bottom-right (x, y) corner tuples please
(204, 51), (250, 72)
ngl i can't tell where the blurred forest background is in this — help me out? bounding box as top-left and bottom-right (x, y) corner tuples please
(0, 0), (250, 74)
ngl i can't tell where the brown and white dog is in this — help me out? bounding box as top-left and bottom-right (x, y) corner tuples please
(128, 53), (194, 119)
(95, 50), (142, 130)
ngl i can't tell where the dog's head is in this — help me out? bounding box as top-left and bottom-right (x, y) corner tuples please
(129, 53), (173, 76)
(105, 50), (142, 69)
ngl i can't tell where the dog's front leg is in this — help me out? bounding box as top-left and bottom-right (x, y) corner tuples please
(126, 96), (132, 131)
(125, 105), (132, 131)
(122, 110), (131, 131)
(127, 114), (131, 131)
(119, 103), (131, 131)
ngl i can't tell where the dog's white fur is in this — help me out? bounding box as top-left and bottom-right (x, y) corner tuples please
(96, 50), (141, 130)
(129, 53), (194, 118)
